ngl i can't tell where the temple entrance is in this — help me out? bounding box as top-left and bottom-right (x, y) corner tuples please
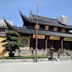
(33, 39), (45, 49)
(32, 39), (61, 50)
(31, 38), (72, 50)
(63, 41), (72, 50)
(47, 40), (61, 50)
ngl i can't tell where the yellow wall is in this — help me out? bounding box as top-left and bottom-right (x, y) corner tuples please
(0, 37), (8, 57)
(0, 37), (6, 52)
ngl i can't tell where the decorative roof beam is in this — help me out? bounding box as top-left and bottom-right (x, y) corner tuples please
(19, 10), (31, 26)
(4, 19), (17, 31)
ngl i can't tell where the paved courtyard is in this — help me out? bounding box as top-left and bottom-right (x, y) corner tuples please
(15, 49), (72, 61)
(0, 61), (72, 72)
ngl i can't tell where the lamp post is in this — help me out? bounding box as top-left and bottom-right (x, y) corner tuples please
(34, 0), (39, 62)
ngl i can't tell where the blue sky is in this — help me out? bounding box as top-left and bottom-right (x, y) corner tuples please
(0, 0), (72, 27)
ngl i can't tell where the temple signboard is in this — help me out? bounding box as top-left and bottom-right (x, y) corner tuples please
(64, 37), (72, 41)
(33, 34), (45, 39)
(50, 36), (60, 40)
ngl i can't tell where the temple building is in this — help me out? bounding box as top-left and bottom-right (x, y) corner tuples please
(4, 11), (72, 51)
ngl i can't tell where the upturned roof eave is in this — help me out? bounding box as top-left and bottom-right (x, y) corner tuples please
(19, 11), (32, 26)
(19, 11), (72, 29)
(4, 19), (18, 31)
(16, 27), (72, 38)
(30, 14), (72, 29)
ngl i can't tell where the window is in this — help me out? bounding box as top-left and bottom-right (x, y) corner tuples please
(49, 26), (53, 31)
(40, 25), (45, 30)
(27, 24), (35, 29)
(62, 28), (66, 32)
(58, 27), (61, 32)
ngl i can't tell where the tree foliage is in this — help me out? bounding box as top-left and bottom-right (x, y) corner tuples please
(2, 30), (21, 57)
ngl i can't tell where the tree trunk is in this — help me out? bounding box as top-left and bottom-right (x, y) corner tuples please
(9, 52), (14, 57)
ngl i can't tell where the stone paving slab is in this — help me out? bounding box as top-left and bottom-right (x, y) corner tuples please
(0, 61), (72, 72)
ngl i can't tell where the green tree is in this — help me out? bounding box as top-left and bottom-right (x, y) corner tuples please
(2, 30), (21, 57)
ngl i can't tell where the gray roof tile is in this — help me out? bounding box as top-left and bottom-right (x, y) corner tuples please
(16, 27), (72, 38)
(4, 19), (72, 38)
(30, 14), (72, 29)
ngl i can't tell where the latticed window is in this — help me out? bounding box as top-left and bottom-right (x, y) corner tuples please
(62, 28), (66, 32)
(40, 25), (45, 30)
(49, 26), (53, 31)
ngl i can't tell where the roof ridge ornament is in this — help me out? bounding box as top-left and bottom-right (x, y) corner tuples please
(57, 15), (68, 25)
(29, 10), (33, 19)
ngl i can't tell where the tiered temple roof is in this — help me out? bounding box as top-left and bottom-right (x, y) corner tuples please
(19, 11), (72, 29)
(4, 11), (72, 38)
